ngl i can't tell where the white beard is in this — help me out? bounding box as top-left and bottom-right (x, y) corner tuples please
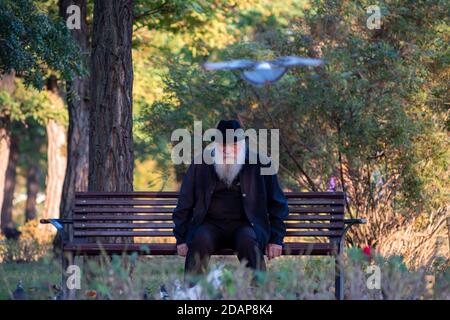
(213, 140), (246, 188)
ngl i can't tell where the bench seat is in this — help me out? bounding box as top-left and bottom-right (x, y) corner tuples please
(62, 242), (335, 256)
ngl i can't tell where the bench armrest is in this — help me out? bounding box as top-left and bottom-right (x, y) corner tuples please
(343, 218), (366, 236)
(340, 218), (367, 244)
(40, 218), (73, 231)
(333, 218), (367, 251)
(344, 218), (367, 226)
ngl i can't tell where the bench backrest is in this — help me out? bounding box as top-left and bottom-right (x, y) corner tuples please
(72, 192), (345, 243)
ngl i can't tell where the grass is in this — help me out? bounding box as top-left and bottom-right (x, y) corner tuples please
(0, 254), (332, 299)
(0, 250), (448, 300)
(0, 257), (60, 299)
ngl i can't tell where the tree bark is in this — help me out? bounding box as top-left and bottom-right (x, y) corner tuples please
(0, 73), (15, 226)
(89, 0), (134, 192)
(89, 0), (134, 244)
(57, 0), (90, 245)
(1, 134), (18, 233)
(0, 127), (11, 227)
(43, 76), (67, 220)
(24, 121), (44, 222)
(25, 162), (39, 222)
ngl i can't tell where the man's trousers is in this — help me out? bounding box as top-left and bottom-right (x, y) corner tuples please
(184, 217), (266, 283)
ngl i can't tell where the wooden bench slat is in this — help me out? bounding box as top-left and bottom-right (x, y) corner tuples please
(63, 242), (336, 255)
(74, 231), (174, 237)
(285, 192), (344, 198)
(75, 199), (343, 206)
(73, 222), (343, 230)
(73, 222), (175, 229)
(75, 191), (180, 198)
(288, 207), (344, 214)
(74, 207), (174, 213)
(74, 191), (344, 199)
(73, 230), (342, 237)
(75, 199), (178, 206)
(74, 207), (344, 215)
(73, 213), (344, 221)
(285, 222), (344, 229)
(285, 214), (344, 221)
(288, 199), (345, 205)
(73, 214), (172, 221)
(286, 230), (342, 237)
(73, 214), (173, 221)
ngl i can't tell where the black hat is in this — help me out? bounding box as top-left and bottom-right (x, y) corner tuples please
(212, 119), (245, 144)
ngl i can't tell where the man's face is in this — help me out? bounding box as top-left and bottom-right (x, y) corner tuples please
(213, 139), (245, 186)
(216, 142), (240, 163)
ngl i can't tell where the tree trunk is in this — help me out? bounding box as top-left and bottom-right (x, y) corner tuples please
(89, 0), (134, 192)
(1, 134), (18, 233)
(25, 162), (39, 222)
(57, 0), (90, 246)
(43, 76), (67, 220)
(24, 121), (44, 222)
(0, 126), (10, 226)
(0, 72), (15, 226)
(89, 0), (134, 244)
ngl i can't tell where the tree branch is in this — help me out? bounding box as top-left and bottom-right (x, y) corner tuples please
(133, 1), (168, 21)
(251, 85), (318, 191)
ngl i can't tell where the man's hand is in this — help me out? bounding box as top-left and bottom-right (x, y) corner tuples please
(177, 243), (188, 256)
(265, 243), (282, 260)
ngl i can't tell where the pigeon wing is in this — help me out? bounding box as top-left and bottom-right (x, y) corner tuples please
(203, 59), (255, 70)
(272, 56), (324, 67)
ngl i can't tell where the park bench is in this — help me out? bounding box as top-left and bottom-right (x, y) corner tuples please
(40, 191), (365, 300)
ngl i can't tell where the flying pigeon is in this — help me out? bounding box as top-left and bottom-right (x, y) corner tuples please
(203, 56), (324, 86)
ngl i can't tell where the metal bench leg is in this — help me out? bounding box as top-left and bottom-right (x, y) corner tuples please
(61, 251), (69, 299)
(68, 254), (79, 300)
(332, 238), (344, 300)
(334, 254), (344, 300)
(61, 251), (77, 300)
(332, 217), (366, 300)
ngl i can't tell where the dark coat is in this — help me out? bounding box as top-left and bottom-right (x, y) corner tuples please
(173, 150), (289, 249)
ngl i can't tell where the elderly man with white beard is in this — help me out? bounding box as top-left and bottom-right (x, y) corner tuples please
(173, 120), (289, 286)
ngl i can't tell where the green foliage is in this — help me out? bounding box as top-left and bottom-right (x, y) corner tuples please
(0, 78), (63, 124)
(0, 0), (83, 89)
